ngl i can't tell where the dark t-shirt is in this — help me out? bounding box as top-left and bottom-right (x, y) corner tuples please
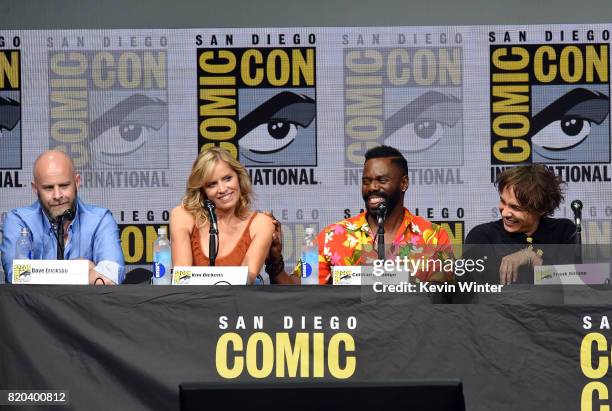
(464, 217), (578, 284)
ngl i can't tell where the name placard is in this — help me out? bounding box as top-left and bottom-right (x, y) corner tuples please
(332, 266), (406, 285)
(12, 260), (89, 284)
(172, 266), (248, 285)
(534, 263), (610, 285)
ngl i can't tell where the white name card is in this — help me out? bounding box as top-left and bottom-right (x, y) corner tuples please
(332, 266), (406, 285)
(332, 266), (362, 285)
(12, 259), (89, 284)
(534, 263), (610, 285)
(172, 266), (248, 285)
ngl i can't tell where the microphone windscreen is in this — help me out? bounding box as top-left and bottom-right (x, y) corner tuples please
(204, 199), (215, 210)
(571, 200), (583, 211)
(64, 208), (75, 219)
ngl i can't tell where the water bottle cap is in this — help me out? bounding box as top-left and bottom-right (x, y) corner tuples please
(158, 226), (167, 236)
(305, 227), (315, 235)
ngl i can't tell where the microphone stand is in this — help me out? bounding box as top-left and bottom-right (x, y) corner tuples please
(376, 204), (387, 260)
(55, 209), (74, 260)
(56, 218), (65, 260)
(574, 216), (582, 247)
(209, 226), (218, 266)
(571, 200), (583, 264)
(204, 200), (219, 266)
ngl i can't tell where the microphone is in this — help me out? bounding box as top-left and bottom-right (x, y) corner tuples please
(571, 199), (583, 247)
(377, 202), (388, 222)
(203, 200), (219, 266)
(59, 208), (75, 222)
(571, 200), (582, 227)
(204, 200), (218, 234)
(55, 208), (75, 260)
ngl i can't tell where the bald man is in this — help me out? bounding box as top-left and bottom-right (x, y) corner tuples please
(0, 150), (125, 284)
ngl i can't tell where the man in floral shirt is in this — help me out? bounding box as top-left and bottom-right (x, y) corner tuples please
(317, 145), (454, 284)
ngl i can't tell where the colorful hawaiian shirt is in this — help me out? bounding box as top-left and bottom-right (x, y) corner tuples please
(317, 208), (454, 284)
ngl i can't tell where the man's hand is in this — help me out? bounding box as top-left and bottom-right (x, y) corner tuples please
(262, 211), (283, 267)
(499, 248), (542, 285)
(85, 260), (116, 285)
(260, 211), (299, 284)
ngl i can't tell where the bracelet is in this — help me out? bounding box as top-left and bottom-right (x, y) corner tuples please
(265, 256), (285, 278)
(525, 244), (544, 265)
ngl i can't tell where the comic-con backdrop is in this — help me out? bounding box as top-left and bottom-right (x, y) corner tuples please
(0, 25), (611, 273)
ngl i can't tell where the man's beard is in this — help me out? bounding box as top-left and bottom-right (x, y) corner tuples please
(41, 196), (77, 222)
(362, 190), (402, 215)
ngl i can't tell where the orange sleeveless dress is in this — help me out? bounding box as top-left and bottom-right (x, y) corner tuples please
(190, 212), (257, 266)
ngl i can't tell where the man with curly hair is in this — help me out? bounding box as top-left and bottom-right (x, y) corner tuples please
(465, 165), (578, 285)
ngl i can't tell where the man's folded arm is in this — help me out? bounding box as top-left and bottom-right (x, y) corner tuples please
(90, 211), (125, 284)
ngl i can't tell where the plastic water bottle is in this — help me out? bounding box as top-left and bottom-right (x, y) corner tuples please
(152, 226), (172, 285)
(300, 227), (319, 285)
(0, 222), (5, 283)
(15, 227), (33, 260)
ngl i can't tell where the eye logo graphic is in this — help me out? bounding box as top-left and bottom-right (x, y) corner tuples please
(383, 90), (462, 164)
(197, 47), (317, 167)
(0, 48), (21, 169)
(0, 95), (20, 169)
(12, 263), (31, 283)
(531, 87), (609, 163)
(0, 97), (19, 132)
(48, 49), (168, 170)
(490, 43), (609, 166)
(237, 91), (316, 166)
(343, 47), (463, 167)
(89, 94), (168, 168)
(178, 274), (191, 284)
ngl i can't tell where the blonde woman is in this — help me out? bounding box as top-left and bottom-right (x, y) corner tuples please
(170, 147), (274, 284)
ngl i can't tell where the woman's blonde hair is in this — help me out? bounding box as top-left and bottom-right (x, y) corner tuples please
(182, 147), (253, 227)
